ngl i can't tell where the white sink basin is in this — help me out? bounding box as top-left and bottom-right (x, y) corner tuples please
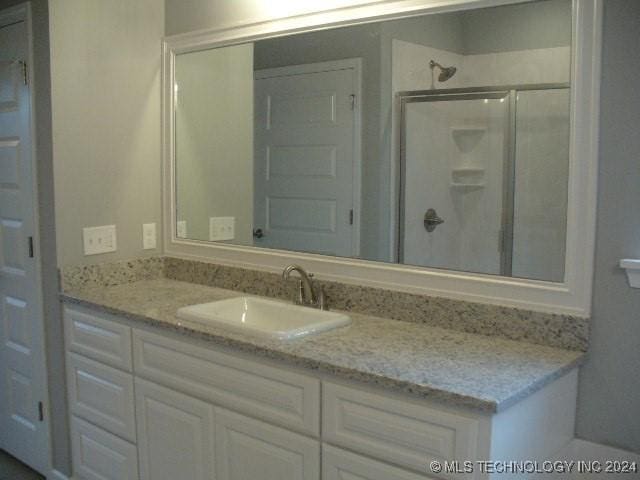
(176, 296), (351, 340)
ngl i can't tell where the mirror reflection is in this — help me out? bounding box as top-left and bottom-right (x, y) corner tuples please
(174, 0), (571, 282)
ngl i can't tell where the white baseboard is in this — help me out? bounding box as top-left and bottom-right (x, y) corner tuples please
(49, 469), (72, 480)
(571, 439), (639, 459)
(540, 439), (640, 479)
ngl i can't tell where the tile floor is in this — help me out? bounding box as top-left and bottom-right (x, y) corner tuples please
(0, 450), (44, 480)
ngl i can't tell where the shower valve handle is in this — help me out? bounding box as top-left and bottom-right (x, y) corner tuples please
(424, 208), (444, 232)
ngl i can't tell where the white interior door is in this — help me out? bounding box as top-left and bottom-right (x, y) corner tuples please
(254, 60), (361, 257)
(401, 93), (508, 275)
(0, 6), (49, 473)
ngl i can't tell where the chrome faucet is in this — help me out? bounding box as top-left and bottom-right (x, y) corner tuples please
(282, 265), (326, 310)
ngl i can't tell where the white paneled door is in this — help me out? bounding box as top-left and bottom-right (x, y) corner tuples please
(254, 59), (361, 258)
(0, 5), (49, 474)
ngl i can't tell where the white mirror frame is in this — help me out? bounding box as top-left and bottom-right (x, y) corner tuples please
(163, 0), (602, 317)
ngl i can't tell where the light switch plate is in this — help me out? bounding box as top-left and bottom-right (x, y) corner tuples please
(176, 220), (188, 239)
(142, 223), (156, 250)
(209, 216), (235, 241)
(83, 225), (117, 255)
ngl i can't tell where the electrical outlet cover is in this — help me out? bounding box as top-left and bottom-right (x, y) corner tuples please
(209, 216), (235, 241)
(177, 220), (188, 238)
(142, 223), (156, 250)
(83, 225), (117, 255)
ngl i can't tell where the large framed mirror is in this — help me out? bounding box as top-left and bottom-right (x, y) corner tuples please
(163, 0), (601, 316)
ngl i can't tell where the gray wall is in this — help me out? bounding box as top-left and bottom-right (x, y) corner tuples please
(0, 0), (69, 474)
(165, 0), (390, 37)
(176, 44), (254, 244)
(461, 0), (571, 54)
(575, 0), (640, 453)
(380, 13), (465, 53)
(49, 0), (164, 266)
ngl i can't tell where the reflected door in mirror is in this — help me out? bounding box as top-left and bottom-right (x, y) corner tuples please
(254, 61), (360, 257)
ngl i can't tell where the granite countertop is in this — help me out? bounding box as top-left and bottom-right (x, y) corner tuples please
(60, 278), (584, 413)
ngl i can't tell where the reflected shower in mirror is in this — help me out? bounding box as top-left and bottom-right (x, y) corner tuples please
(173, 0), (572, 282)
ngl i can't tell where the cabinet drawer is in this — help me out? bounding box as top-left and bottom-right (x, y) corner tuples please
(323, 382), (480, 479)
(216, 406), (320, 480)
(64, 306), (132, 371)
(323, 444), (431, 480)
(133, 329), (320, 435)
(66, 352), (136, 442)
(70, 416), (138, 480)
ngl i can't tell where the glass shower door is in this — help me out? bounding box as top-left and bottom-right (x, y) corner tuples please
(400, 93), (510, 275)
(512, 88), (570, 282)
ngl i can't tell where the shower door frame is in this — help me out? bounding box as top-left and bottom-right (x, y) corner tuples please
(397, 83), (570, 278)
(397, 91), (510, 274)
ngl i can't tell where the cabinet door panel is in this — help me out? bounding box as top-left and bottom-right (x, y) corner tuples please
(133, 328), (320, 435)
(135, 378), (215, 480)
(323, 445), (431, 480)
(216, 406), (320, 480)
(64, 306), (132, 371)
(70, 416), (138, 480)
(66, 352), (136, 441)
(323, 382), (479, 479)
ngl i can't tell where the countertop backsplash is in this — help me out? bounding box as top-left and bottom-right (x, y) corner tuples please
(60, 255), (589, 351)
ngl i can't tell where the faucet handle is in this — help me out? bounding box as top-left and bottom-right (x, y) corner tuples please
(294, 279), (305, 305)
(317, 286), (328, 311)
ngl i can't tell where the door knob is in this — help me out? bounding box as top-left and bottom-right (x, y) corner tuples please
(424, 208), (444, 232)
(253, 228), (264, 238)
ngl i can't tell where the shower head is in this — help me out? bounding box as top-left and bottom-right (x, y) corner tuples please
(438, 66), (457, 82)
(429, 60), (457, 82)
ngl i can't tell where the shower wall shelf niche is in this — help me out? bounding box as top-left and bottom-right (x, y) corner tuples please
(450, 182), (485, 191)
(451, 167), (485, 191)
(451, 167), (485, 173)
(451, 126), (486, 152)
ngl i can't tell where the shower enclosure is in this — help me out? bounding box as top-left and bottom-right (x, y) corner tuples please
(398, 84), (570, 282)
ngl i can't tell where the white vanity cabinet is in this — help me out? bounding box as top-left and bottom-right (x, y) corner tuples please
(63, 305), (324, 480)
(64, 307), (139, 480)
(63, 304), (577, 480)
